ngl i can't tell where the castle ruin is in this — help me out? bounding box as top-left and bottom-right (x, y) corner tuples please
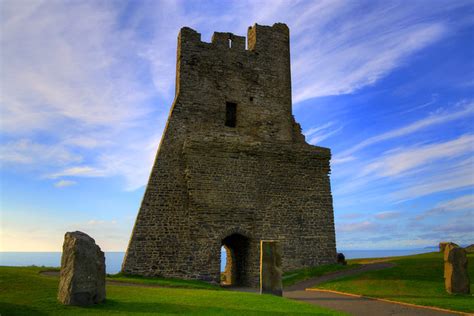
(122, 23), (337, 287)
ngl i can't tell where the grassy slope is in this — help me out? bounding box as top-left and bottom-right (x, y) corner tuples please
(0, 266), (345, 316)
(314, 252), (474, 313)
(283, 263), (360, 287)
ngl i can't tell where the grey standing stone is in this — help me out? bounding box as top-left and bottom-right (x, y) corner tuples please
(260, 240), (282, 296)
(444, 244), (470, 294)
(58, 231), (106, 305)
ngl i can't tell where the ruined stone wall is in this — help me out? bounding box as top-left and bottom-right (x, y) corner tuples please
(122, 23), (336, 287)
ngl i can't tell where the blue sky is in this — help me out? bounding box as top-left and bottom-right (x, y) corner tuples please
(1, 0), (473, 251)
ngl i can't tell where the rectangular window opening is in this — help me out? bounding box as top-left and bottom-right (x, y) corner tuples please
(225, 102), (237, 127)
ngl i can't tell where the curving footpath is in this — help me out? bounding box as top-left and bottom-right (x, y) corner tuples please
(283, 262), (465, 316)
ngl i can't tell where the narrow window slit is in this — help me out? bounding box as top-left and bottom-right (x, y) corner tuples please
(225, 102), (237, 127)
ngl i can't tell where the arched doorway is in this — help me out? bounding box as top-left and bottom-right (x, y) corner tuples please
(220, 233), (250, 286)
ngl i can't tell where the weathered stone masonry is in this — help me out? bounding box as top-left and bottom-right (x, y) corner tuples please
(122, 23), (337, 287)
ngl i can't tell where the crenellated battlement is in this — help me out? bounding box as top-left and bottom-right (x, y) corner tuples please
(174, 23), (296, 143)
(178, 23), (289, 53)
(212, 32), (246, 50)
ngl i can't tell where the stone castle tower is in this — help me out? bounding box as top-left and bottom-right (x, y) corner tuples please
(122, 23), (337, 287)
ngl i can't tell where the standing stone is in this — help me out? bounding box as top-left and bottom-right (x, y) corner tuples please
(439, 242), (459, 253)
(260, 240), (282, 296)
(58, 231), (106, 305)
(444, 244), (470, 294)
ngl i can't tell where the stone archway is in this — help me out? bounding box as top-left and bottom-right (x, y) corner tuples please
(220, 233), (250, 286)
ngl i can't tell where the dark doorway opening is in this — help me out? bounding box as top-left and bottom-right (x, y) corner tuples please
(220, 233), (249, 286)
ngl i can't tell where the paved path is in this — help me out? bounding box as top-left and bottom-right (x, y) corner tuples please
(284, 290), (460, 316)
(283, 262), (461, 316)
(284, 262), (395, 291)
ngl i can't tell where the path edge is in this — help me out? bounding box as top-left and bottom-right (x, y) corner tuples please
(306, 288), (473, 316)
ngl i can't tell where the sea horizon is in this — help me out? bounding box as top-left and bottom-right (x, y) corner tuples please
(0, 248), (436, 274)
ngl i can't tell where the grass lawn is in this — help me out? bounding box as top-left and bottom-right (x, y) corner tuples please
(314, 252), (474, 313)
(0, 266), (346, 315)
(283, 263), (360, 287)
(40, 268), (219, 290)
(107, 273), (221, 290)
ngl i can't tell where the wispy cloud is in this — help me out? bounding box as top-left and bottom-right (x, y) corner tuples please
(47, 166), (107, 179)
(293, 21), (446, 102)
(0, 139), (82, 166)
(0, 1), (164, 190)
(362, 134), (474, 178)
(437, 195), (474, 210)
(394, 156), (474, 202)
(54, 180), (77, 188)
(304, 122), (343, 145)
(337, 102), (474, 160)
(304, 122), (335, 137)
(44, 128), (162, 190)
(416, 215), (474, 243)
(416, 195), (474, 220)
(1, 0), (471, 192)
(332, 156), (356, 165)
(1, 1), (154, 134)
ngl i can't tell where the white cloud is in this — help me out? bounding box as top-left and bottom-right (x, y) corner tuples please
(437, 195), (474, 210)
(362, 134), (474, 178)
(139, 0), (468, 104)
(292, 22), (446, 102)
(1, 0), (472, 194)
(394, 157), (474, 201)
(310, 127), (343, 145)
(47, 166), (107, 179)
(0, 139), (82, 166)
(0, 1), (164, 190)
(416, 195), (474, 220)
(54, 180), (76, 188)
(332, 155), (356, 165)
(336, 102), (474, 160)
(303, 122), (343, 145)
(304, 122), (335, 137)
(1, 1), (154, 134)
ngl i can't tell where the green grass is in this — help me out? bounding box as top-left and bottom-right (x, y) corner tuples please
(283, 263), (360, 287)
(314, 252), (474, 313)
(0, 266), (345, 315)
(36, 268), (218, 290)
(107, 273), (221, 290)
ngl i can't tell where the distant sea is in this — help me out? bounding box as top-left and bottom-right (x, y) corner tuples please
(0, 249), (433, 274)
